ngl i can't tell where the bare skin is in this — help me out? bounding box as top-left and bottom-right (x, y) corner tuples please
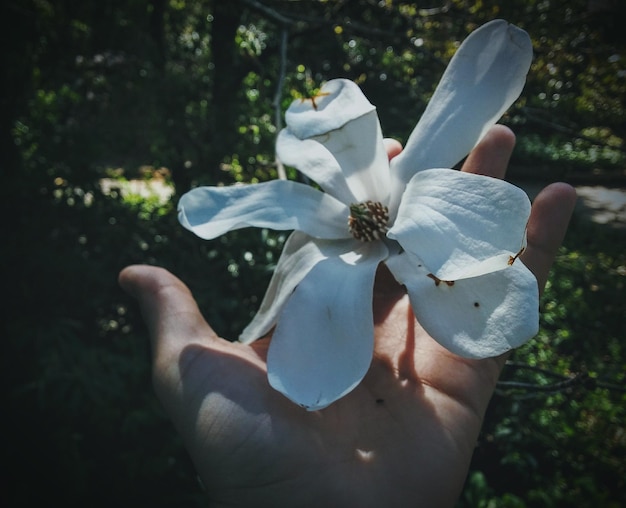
(119, 125), (577, 508)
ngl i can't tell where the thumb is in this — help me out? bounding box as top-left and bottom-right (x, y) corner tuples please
(118, 265), (219, 364)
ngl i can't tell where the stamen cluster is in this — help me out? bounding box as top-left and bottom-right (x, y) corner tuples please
(348, 201), (390, 242)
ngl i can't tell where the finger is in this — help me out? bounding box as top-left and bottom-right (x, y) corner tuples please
(460, 124), (516, 179)
(383, 137), (403, 161)
(521, 182), (577, 292)
(118, 265), (220, 363)
(375, 137), (406, 314)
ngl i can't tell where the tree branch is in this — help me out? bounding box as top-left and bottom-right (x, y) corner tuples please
(496, 372), (588, 394)
(496, 362), (626, 398)
(520, 106), (626, 154)
(241, 0), (406, 40)
(273, 27), (288, 180)
(240, 0), (295, 26)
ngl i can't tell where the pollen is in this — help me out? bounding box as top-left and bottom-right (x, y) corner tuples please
(508, 245), (526, 266)
(300, 91), (331, 111)
(348, 201), (389, 242)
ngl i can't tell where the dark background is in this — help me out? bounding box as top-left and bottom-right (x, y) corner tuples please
(3, 0), (625, 506)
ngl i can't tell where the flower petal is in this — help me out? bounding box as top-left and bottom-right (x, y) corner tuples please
(387, 169), (531, 281)
(283, 79), (391, 203)
(276, 129), (357, 204)
(178, 180), (351, 240)
(389, 20), (532, 203)
(310, 111), (391, 203)
(239, 232), (360, 343)
(267, 240), (388, 411)
(285, 79), (376, 139)
(386, 252), (539, 359)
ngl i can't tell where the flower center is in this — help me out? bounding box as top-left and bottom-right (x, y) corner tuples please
(348, 201), (389, 242)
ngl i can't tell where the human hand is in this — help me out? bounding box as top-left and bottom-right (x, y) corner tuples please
(119, 125), (576, 508)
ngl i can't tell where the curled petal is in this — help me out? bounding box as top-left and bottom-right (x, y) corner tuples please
(281, 80), (391, 204)
(310, 111), (391, 204)
(285, 79), (376, 139)
(388, 169), (531, 281)
(276, 130), (357, 204)
(240, 232), (362, 343)
(178, 180), (351, 240)
(267, 241), (388, 411)
(386, 252), (539, 359)
(389, 20), (533, 206)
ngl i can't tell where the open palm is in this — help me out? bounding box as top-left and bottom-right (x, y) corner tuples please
(119, 126), (576, 508)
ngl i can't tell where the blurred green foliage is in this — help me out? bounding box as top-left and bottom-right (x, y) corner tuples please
(461, 217), (626, 507)
(2, 0), (624, 506)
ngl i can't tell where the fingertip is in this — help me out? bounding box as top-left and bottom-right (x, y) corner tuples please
(528, 182), (577, 239)
(523, 182), (577, 291)
(383, 138), (403, 161)
(461, 124), (516, 178)
(118, 264), (175, 297)
(118, 264), (142, 297)
(489, 124), (516, 146)
(118, 264), (218, 356)
(537, 181), (577, 208)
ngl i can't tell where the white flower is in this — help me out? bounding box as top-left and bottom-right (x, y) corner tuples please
(178, 20), (537, 410)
